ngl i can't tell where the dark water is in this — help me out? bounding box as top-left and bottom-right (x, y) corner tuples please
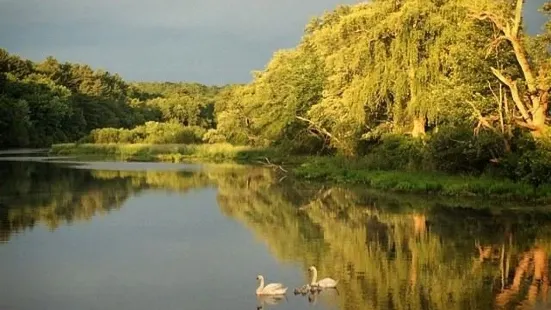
(1, 157), (551, 310)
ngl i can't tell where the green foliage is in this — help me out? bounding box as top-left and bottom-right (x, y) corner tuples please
(358, 134), (428, 171)
(427, 127), (507, 174)
(50, 142), (270, 164)
(5, 0), (551, 189)
(0, 49), (227, 149)
(88, 122), (206, 144)
(295, 157), (551, 200)
(500, 137), (551, 188)
(135, 82), (223, 128)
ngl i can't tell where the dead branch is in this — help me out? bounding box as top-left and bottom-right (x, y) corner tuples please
(296, 116), (341, 144)
(256, 157), (288, 173)
(469, 11), (506, 33)
(515, 120), (538, 130)
(467, 100), (497, 135)
(512, 0), (524, 37)
(490, 67), (533, 123)
(486, 35), (508, 57)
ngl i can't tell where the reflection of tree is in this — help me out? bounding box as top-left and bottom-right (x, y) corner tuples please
(0, 161), (277, 243)
(0, 161), (138, 241)
(215, 179), (551, 310)
(3, 160), (551, 309)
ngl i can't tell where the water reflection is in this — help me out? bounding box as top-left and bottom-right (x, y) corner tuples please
(256, 295), (287, 309)
(1, 160), (551, 309)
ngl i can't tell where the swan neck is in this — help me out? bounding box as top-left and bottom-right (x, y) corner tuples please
(311, 268), (318, 285)
(258, 277), (264, 291)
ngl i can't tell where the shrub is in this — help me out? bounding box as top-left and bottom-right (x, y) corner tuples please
(86, 122), (206, 144)
(501, 138), (551, 188)
(427, 126), (506, 174)
(360, 134), (427, 171)
(203, 129), (226, 144)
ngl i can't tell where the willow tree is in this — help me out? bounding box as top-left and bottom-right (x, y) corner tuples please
(301, 0), (485, 155)
(244, 46), (326, 151)
(211, 84), (255, 145)
(467, 0), (551, 137)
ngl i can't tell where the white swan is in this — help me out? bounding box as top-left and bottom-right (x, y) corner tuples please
(308, 266), (338, 288)
(256, 275), (288, 295)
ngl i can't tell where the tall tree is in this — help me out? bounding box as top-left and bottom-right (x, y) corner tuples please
(468, 0), (550, 137)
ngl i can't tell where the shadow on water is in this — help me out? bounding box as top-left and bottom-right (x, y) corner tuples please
(2, 159), (551, 309)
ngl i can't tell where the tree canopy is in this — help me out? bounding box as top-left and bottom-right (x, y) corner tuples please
(0, 51), (228, 148)
(210, 0), (549, 156)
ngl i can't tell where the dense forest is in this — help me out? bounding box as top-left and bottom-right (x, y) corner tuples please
(1, 0), (550, 181)
(0, 49), (227, 147)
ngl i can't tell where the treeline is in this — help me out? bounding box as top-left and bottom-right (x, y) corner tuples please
(205, 0), (550, 180)
(209, 0), (550, 153)
(0, 49), (227, 148)
(3, 0), (551, 180)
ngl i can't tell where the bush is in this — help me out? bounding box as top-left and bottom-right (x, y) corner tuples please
(89, 128), (121, 144)
(203, 129), (226, 144)
(359, 134), (427, 171)
(427, 126), (506, 174)
(501, 137), (551, 188)
(87, 122), (206, 144)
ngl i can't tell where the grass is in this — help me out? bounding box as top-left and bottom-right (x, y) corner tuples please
(295, 157), (551, 201)
(50, 143), (274, 163)
(50, 143), (551, 201)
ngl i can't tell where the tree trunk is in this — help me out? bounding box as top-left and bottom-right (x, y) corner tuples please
(411, 117), (426, 138)
(532, 97), (549, 137)
(473, 0), (550, 138)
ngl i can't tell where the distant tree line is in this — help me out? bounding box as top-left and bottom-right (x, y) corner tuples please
(0, 49), (227, 148)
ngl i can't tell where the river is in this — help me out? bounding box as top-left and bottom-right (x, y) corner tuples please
(1, 154), (551, 310)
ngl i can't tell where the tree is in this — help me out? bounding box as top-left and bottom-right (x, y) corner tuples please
(243, 47), (326, 152)
(468, 0), (550, 137)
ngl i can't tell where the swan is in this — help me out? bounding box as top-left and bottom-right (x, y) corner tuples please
(255, 275), (288, 295)
(308, 266), (338, 288)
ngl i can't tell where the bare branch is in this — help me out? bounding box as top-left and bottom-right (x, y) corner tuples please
(467, 100), (497, 135)
(255, 157), (288, 173)
(515, 120), (538, 130)
(485, 35), (508, 57)
(512, 0), (523, 37)
(296, 116), (341, 144)
(490, 67), (532, 123)
(471, 7), (538, 95)
(469, 11), (506, 32)
(488, 81), (500, 103)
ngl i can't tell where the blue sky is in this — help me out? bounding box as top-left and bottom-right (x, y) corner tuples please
(0, 0), (547, 85)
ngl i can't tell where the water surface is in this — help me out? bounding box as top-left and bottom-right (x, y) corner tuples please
(1, 157), (551, 310)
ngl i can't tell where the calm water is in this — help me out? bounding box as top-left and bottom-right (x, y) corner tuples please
(1, 156), (551, 310)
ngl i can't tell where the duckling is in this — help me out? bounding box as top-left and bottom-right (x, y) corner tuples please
(293, 284), (312, 295)
(309, 285), (323, 293)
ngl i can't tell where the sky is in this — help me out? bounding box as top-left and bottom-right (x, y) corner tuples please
(0, 0), (547, 85)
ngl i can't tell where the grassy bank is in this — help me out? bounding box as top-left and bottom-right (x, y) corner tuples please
(49, 143), (551, 201)
(50, 143), (275, 163)
(295, 158), (551, 201)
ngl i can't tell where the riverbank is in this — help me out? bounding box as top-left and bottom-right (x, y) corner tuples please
(49, 143), (551, 201)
